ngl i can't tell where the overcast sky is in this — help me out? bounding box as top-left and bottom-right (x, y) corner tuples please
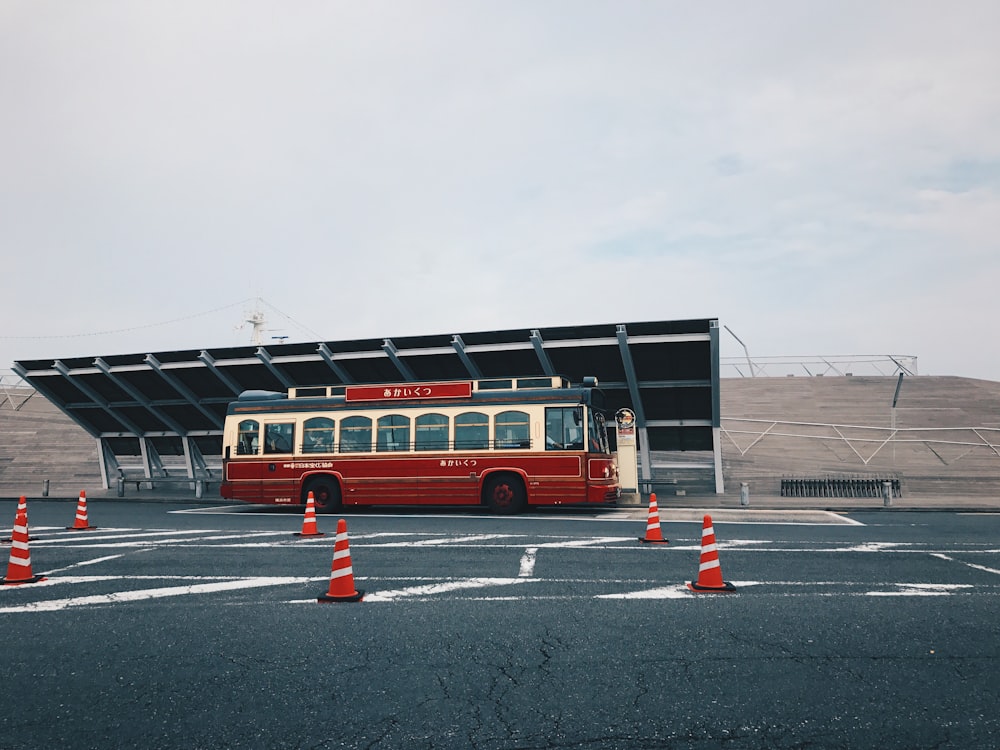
(2, 2), (998, 380)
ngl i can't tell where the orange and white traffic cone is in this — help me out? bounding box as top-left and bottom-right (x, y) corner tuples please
(3, 496), (30, 543)
(687, 514), (736, 593)
(3, 503), (45, 585)
(638, 493), (669, 544)
(294, 492), (325, 537)
(67, 490), (97, 530)
(318, 518), (364, 602)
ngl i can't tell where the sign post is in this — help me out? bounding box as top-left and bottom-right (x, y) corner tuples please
(615, 408), (640, 506)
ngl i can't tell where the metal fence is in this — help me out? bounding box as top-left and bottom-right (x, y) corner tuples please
(720, 355), (918, 378)
(722, 419), (1000, 468)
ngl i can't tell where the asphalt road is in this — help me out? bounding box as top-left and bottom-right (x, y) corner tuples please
(1, 499), (998, 749)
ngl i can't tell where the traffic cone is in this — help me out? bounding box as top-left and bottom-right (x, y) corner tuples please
(687, 514), (736, 593)
(638, 493), (669, 544)
(318, 518), (364, 602)
(67, 490), (97, 530)
(294, 492), (325, 537)
(3, 496), (31, 543)
(3, 503), (45, 585)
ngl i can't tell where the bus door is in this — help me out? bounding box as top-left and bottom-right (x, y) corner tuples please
(260, 420), (297, 503)
(227, 418), (264, 502)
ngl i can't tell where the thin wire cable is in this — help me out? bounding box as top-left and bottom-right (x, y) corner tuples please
(0, 298), (256, 341)
(256, 298), (325, 340)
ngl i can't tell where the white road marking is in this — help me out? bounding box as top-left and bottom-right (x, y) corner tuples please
(866, 583), (975, 597)
(519, 548), (537, 577)
(171, 505), (257, 514)
(170, 505), (864, 525)
(0, 577), (319, 613)
(0, 574), (306, 592)
(356, 577), (530, 602)
(536, 536), (631, 548)
(930, 553), (1000, 576)
(374, 534), (514, 547)
(2, 571), (997, 611)
(26, 526), (142, 533)
(38, 531), (297, 548)
(835, 542), (916, 552)
(31, 529), (236, 544)
(41, 553), (131, 575)
(23, 525), (1000, 557)
(651, 509), (865, 526)
(7, 517), (998, 609)
(597, 585), (693, 599)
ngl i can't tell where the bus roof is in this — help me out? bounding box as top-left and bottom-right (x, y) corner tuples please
(226, 376), (603, 416)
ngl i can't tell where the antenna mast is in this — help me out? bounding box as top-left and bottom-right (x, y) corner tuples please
(244, 301), (267, 346)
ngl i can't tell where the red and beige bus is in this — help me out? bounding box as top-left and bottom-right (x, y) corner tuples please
(220, 376), (620, 514)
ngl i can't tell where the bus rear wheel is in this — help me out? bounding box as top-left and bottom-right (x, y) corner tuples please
(303, 477), (342, 514)
(482, 473), (526, 515)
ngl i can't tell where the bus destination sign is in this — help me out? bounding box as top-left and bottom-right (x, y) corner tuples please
(345, 382), (474, 403)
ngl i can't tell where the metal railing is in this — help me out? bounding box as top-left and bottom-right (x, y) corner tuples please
(0, 373), (35, 411)
(722, 418), (1000, 467)
(720, 355), (918, 378)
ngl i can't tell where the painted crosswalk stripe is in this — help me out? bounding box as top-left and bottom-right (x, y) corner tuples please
(0, 577), (319, 613)
(353, 577), (529, 602)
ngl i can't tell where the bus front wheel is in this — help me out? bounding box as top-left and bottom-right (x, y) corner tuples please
(482, 473), (526, 515)
(303, 476), (342, 514)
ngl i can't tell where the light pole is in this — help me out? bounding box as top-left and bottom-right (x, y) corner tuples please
(724, 325), (754, 377)
(891, 372), (904, 464)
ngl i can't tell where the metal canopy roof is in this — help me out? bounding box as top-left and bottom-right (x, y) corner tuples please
(14, 318), (721, 490)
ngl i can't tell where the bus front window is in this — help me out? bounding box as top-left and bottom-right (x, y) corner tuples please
(546, 407), (583, 450)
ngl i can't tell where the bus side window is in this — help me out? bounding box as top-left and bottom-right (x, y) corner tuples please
(340, 416), (372, 453)
(237, 419), (260, 455)
(303, 417), (335, 453)
(264, 423), (294, 454)
(415, 413), (449, 451)
(496, 410), (530, 449)
(377, 414), (411, 452)
(455, 412), (489, 450)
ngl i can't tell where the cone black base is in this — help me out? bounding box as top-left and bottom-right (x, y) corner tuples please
(294, 532), (325, 537)
(66, 526), (98, 530)
(638, 537), (669, 544)
(2, 574), (46, 585)
(687, 581), (736, 593)
(318, 589), (364, 603)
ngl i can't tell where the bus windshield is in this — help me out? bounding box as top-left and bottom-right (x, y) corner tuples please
(589, 410), (610, 453)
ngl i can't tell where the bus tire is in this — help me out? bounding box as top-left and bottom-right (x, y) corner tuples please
(303, 476), (342, 514)
(482, 473), (526, 515)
